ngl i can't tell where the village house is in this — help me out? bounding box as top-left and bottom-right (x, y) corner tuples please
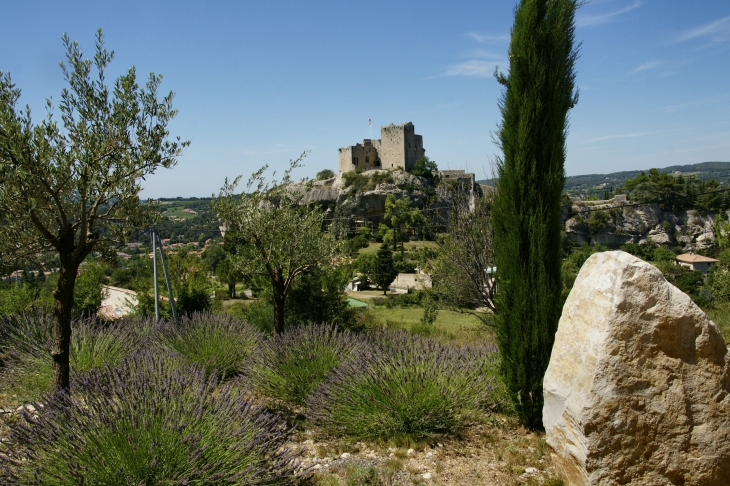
(675, 253), (719, 274)
(98, 285), (138, 319)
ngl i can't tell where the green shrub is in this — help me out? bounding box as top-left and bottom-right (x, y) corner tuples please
(706, 305), (730, 344)
(317, 169), (335, 180)
(342, 172), (368, 192)
(420, 297), (438, 325)
(308, 331), (495, 440)
(385, 291), (424, 308)
(0, 313), (144, 402)
(342, 171), (394, 194)
(0, 353), (304, 485)
(237, 299), (275, 333)
(0, 284), (41, 318)
(410, 321), (435, 337)
(586, 210), (610, 235)
(369, 171), (394, 187)
(352, 309), (381, 331)
(480, 353), (515, 415)
(156, 312), (261, 380)
(248, 324), (364, 405)
(347, 233), (370, 255)
(652, 246), (676, 262)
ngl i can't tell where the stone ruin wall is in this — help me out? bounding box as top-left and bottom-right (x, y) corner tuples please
(413, 134), (424, 164)
(379, 123), (407, 171)
(437, 170), (475, 188)
(339, 122), (423, 173)
(338, 140), (381, 173)
(338, 146), (355, 173)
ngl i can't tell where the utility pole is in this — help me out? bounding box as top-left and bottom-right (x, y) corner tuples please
(151, 228), (179, 325)
(156, 232), (179, 325)
(152, 229), (160, 320)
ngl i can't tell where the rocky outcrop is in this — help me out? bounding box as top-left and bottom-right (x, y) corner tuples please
(544, 251), (730, 485)
(295, 170), (445, 225)
(564, 197), (718, 250)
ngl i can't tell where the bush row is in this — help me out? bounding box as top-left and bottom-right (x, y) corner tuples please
(0, 313), (501, 484)
(1, 352), (303, 485)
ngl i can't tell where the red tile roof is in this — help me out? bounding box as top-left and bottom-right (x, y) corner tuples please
(676, 254), (719, 264)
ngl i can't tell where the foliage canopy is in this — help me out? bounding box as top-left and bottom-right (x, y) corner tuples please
(213, 154), (345, 333)
(0, 30), (187, 390)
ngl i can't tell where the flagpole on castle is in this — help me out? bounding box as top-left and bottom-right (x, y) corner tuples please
(369, 118), (372, 140)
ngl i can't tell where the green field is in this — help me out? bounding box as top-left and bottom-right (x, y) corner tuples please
(159, 202), (200, 220)
(369, 306), (494, 343)
(359, 240), (439, 255)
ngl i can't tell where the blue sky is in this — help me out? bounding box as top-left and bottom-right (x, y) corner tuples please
(2, 0), (729, 197)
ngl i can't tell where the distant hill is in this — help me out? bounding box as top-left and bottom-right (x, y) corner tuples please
(477, 161), (730, 197)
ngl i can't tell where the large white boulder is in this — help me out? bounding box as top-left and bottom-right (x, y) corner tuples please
(544, 251), (730, 485)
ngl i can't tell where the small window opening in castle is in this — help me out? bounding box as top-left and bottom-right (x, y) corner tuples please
(365, 157), (369, 164)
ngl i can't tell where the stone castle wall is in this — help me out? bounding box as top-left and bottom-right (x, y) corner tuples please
(338, 139), (381, 173)
(437, 170), (474, 188)
(339, 122), (423, 173)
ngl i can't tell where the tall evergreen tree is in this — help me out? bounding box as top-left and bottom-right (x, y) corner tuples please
(373, 244), (398, 296)
(492, 0), (580, 428)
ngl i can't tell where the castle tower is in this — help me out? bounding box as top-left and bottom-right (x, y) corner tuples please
(379, 122), (423, 171)
(338, 122), (424, 173)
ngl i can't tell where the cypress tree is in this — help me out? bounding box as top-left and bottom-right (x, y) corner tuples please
(492, 0), (580, 428)
(373, 244), (398, 296)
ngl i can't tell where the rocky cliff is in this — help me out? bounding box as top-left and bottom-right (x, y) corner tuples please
(564, 196), (718, 250)
(296, 170), (447, 225)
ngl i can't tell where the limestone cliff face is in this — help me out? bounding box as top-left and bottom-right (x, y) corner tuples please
(564, 196), (718, 250)
(296, 171), (444, 225)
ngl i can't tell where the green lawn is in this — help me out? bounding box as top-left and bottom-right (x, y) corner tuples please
(358, 240), (439, 256)
(158, 202), (199, 220)
(368, 306), (494, 343)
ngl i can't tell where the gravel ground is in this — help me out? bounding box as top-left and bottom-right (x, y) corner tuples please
(292, 414), (563, 486)
(0, 399), (563, 486)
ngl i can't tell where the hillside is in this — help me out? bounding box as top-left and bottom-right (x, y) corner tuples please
(152, 197), (221, 243)
(478, 161), (730, 197)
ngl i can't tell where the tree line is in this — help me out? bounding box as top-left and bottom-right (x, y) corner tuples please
(1, 0), (581, 432)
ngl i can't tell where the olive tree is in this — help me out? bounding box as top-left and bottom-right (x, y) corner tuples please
(213, 154), (344, 334)
(433, 190), (496, 318)
(0, 30), (188, 391)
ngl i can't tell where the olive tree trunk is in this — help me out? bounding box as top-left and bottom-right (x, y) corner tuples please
(272, 269), (287, 334)
(51, 254), (80, 392)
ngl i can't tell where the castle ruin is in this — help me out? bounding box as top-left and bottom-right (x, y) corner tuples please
(338, 122), (425, 173)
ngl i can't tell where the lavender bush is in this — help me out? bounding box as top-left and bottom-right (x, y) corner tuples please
(248, 324), (364, 405)
(307, 330), (496, 440)
(0, 313), (146, 401)
(0, 352), (305, 485)
(156, 312), (261, 379)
